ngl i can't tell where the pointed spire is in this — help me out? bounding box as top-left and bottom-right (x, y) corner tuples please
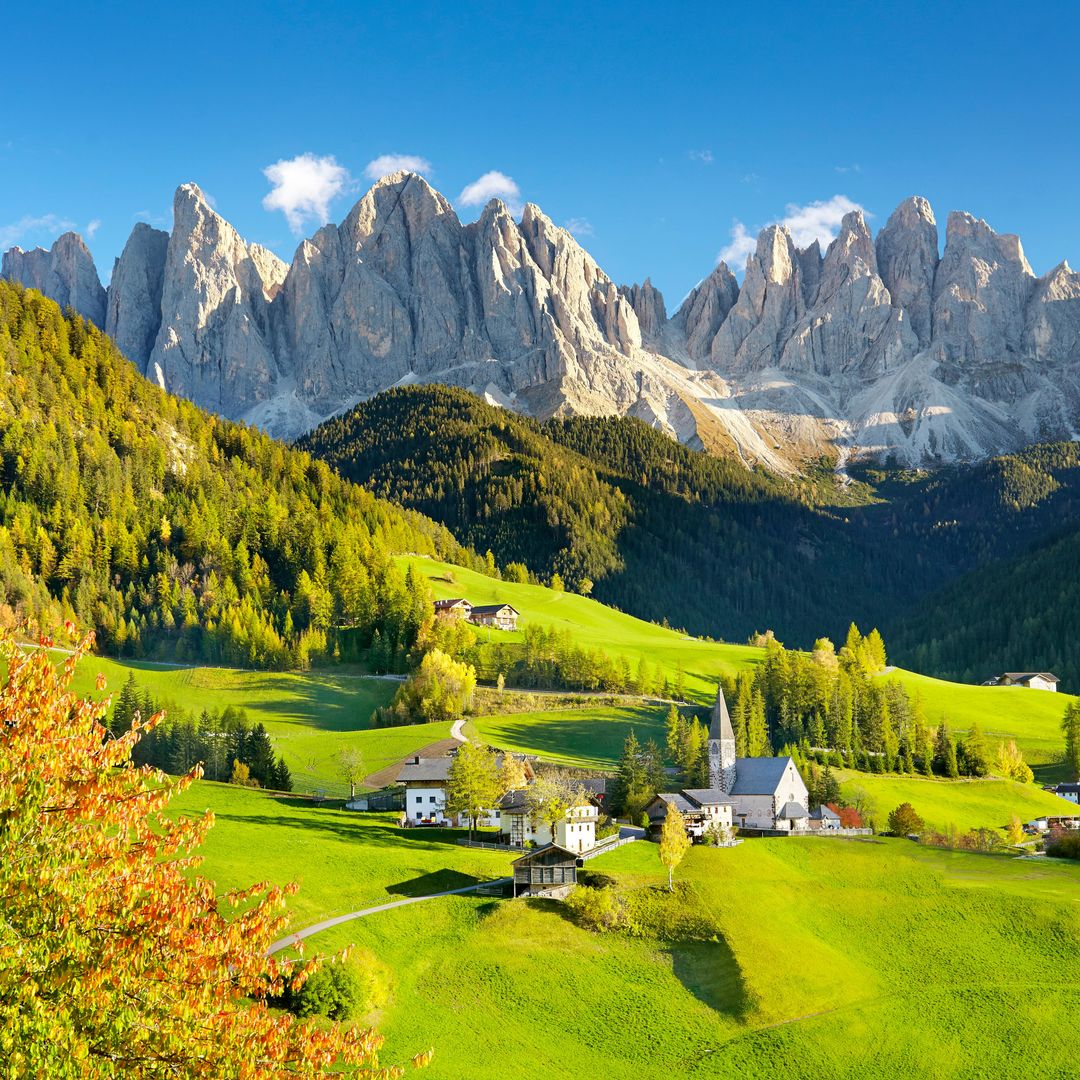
(710, 685), (734, 743)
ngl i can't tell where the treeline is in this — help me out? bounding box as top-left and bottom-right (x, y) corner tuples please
(298, 385), (1080, 663)
(718, 626), (1029, 780)
(0, 282), (470, 669)
(110, 673), (292, 788)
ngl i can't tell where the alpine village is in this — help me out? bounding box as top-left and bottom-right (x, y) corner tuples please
(3, 5), (1080, 1079)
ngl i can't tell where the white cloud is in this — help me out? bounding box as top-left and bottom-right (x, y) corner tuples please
(779, 194), (864, 249)
(688, 149), (714, 164)
(564, 217), (593, 237)
(262, 152), (354, 234)
(86, 219), (101, 240)
(834, 163), (862, 174)
(0, 213), (77, 251)
(458, 171), (522, 213)
(717, 194), (866, 270)
(717, 221), (756, 268)
(364, 153), (432, 181)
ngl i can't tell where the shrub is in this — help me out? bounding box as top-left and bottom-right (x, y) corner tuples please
(577, 870), (617, 890)
(565, 885), (624, 932)
(887, 802), (925, 836)
(285, 960), (366, 1021)
(1045, 829), (1080, 860)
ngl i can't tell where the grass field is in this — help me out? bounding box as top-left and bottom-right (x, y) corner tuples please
(880, 667), (1073, 776)
(60, 654), (431, 796)
(836, 771), (1076, 832)
(168, 781), (512, 929)
(398, 555), (763, 700)
(469, 704), (668, 769)
(270, 832), (1080, 1079)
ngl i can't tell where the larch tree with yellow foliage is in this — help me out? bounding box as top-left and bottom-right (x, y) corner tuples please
(0, 625), (431, 1078)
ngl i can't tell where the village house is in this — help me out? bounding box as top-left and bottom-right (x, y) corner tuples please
(706, 687), (811, 831)
(395, 753), (534, 827)
(511, 845), (582, 899)
(644, 789), (733, 840)
(982, 671), (1060, 691)
(1051, 782), (1080, 805)
(498, 790), (600, 853)
(434, 598), (472, 620)
(468, 603), (520, 631)
(809, 805), (842, 830)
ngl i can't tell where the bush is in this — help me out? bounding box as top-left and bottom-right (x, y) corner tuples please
(577, 870), (617, 890)
(565, 885), (625, 932)
(1046, 829), (1080, 860)
(887, 802), (925, 836)
(285, 960), (366, 1021)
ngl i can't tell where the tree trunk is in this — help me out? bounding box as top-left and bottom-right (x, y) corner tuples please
(668, 865), (674, 892)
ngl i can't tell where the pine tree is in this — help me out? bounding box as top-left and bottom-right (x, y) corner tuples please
(933, 721), (959, 778)
(747, 688), (770, 757)
(1062, 701), (1080, 781)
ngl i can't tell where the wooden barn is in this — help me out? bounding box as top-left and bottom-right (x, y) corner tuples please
(511, 844), (582, 899)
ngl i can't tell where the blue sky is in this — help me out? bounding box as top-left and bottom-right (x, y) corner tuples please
(3, 0), (1078, 305)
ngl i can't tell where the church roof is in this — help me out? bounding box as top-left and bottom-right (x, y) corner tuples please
(710, 685), (735, 743)
(681, 788), (733, 807)
(729, 756), (797, 796)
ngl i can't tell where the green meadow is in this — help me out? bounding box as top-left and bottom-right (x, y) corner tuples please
(837, 771), (1075, 832)
(210, 791), (1080, 1080)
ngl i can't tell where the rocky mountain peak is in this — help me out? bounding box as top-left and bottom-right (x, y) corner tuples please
(875, 196), (938, 346)
(1, 230), (106, 328)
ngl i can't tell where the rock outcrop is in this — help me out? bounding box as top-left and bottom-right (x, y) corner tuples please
(2, 232), (106, 327)
(4, 175), (1080, 469)
(105, 223), (169, 368)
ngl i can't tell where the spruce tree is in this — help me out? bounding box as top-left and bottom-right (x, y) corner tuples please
(1062, 702), (1080, 781)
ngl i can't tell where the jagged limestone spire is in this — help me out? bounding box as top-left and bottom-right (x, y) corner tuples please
(709, 685), (737, 793)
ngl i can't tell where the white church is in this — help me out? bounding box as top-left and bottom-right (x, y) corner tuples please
(707, 685), (812, 831)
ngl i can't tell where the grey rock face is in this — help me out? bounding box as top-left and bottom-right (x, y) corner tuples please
(931, 211), (1035, 363)
(672, 263), (739, 361)
(2, 232), (107, 327)
(106, 223), (169, 368)
(147, 183), (287, 415)
(4, 178), (1080, 469)
(875, 196), (938, 347)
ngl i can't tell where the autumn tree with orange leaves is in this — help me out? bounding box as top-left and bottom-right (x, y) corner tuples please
(0, 625), (432, 1078)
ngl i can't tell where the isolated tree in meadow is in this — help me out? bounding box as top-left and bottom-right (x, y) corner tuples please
(658, 803), (691, 891)
(338, 746), (367, 799)
(445, 741), (501, 840)
(887, 802), (925, 836)
(1062, 701), (1080, 780)
(933, 721), (959, 778)
(0, 626), (430, 1077)
(387, 648), (476, 725)
(994, 739), (1034, 784)
(1006, 815), (1026, 846)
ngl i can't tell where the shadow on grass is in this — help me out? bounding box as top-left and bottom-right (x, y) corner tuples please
(479, 710), (665, 766)
(669, 937), (750, 1020)
(385, 869), (487, 897)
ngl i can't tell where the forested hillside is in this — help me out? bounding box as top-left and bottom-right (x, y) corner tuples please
(0, 283), (472, 668)
(300, 386), (1080, 677)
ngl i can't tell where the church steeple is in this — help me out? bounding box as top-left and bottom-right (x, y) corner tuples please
(709, 685), (737, 793)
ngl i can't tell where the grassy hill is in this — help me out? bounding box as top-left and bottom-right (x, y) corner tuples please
(180, 781), (1080, 1080)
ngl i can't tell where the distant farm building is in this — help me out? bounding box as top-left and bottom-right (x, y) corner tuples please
(1052, 782), (1080, 805)
(511, 844), (582, 898)
(395, 753), (534, 828)
(644, 789), (733, 840)
(498, 790), (600, 852)
(434, 598), (472, 620)
(468, 603), (519, 631)
(982, 672), (1059, 691)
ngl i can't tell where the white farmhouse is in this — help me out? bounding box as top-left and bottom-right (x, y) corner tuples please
(644, 789), (733, 839)
(708, 686), (810, 831)
(396, 753), (533, 828)
(498, 791), (599, 853)
(982, 671), (1060, 691)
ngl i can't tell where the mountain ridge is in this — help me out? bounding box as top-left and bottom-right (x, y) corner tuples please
(4, 173), (1079, 470)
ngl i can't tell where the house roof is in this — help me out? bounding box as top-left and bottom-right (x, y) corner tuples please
(811, 805), (841, 820)
(1001, 672), (1059, 682)
(648, 793), (697, 815)
(511, 843), (579, 866)
(681, 788), (733, 807)
(396, 756), (453, 783)
(729, 756), (797, 796)
(470, 604), (519, 616)
(1054, 783), (1080, 793)
(580, 778), (607, 796)
(434, 597), (470, 608)
(778, 801), (809, 820)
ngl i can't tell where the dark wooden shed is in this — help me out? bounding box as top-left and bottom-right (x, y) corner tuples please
(511, 844), (583, 898)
